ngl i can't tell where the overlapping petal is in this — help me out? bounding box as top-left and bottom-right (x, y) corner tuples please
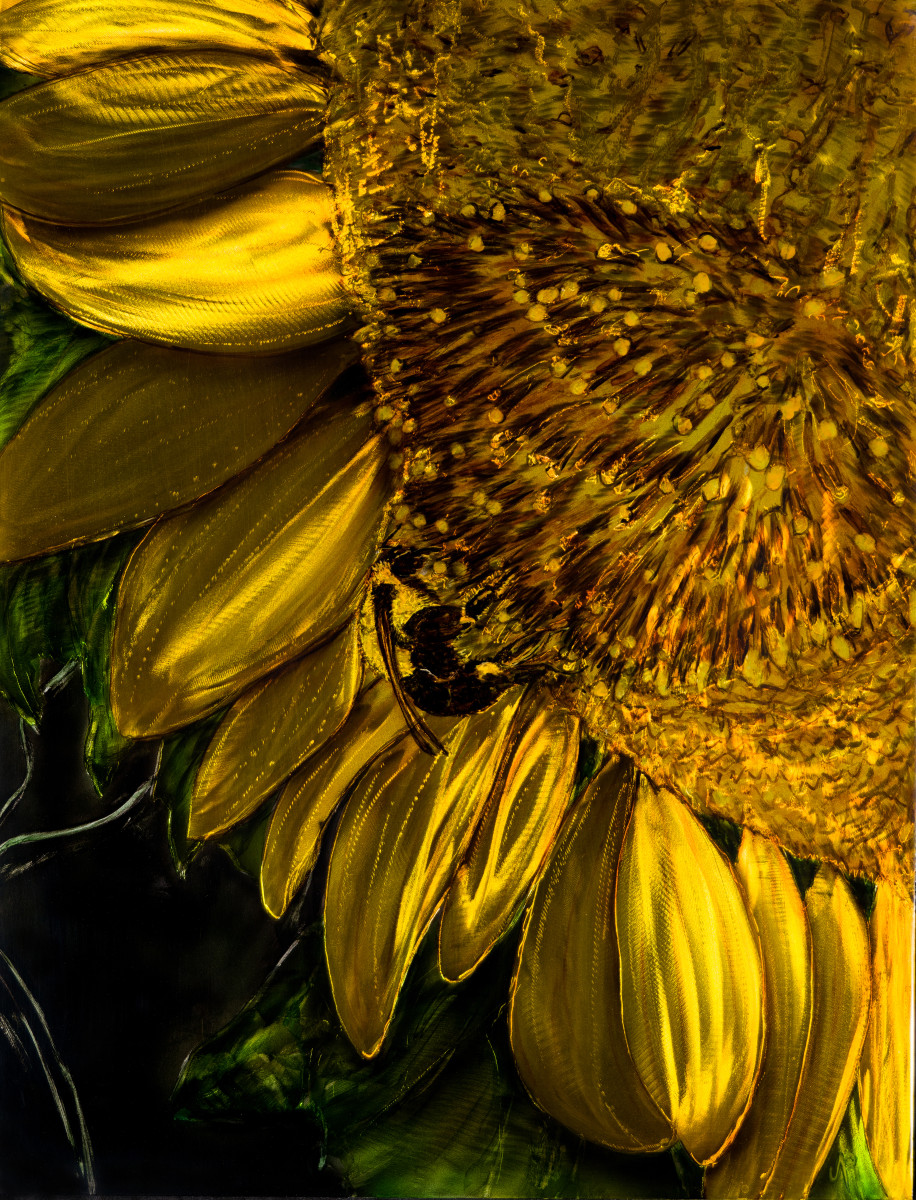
(324, 688), (524, 1058)
(110, 402), (389, 737)
(858, 883), (913, 1200)
(760, 866), (871, 1199)
(260, 676), (410, 920)
(189, 619), (362, 840)
(0, 53), (326, 224)
(438, 697), (580, 982)
(509, 759), (676, 1153)
(615, 780), (764, 1165)
(0, 0), (316, 77)
(1, 171), (349, 353)
(0, 338), (355, 562)
(705, 832), (814, 1198)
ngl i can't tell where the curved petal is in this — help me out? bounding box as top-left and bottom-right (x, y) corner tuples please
(705, 831), (814, 1198)
(325, 688), (524, 1058)
(1, 172), (350, 353)
(0, 0), (316, 77)
(760, 866), (872, 1199)
(260, 676), (411, 920)
(438, 697), (580, 982)
(508, 758), (675, 1153)
(615, 780), (764, 1166)
(0, 338), (356, 562)
(859, 882), (914, 1200)
(110, 403), (389, 737)
(0, 53), (326, 224)
(189, 620), (362, 840)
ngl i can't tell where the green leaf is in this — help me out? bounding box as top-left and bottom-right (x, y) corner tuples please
(0, 553), (73, 719)
(809, 1086), (887, 1200)
(0, 285), (112, 450)
(157, 711), (226, 873)
(174, 924), (685, 1199)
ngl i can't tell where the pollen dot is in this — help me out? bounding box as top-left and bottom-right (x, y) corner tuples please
(721, 351), (736, 368)
(412, 514), (427, 527)
(804, 298), (826, 318)
(537, 286), (559, 304)
(819, 419), (838, 440)
(655, 242), (673, 262)
(514, 242), (531, 261)
(619, 199), (638, 214)
(699, 234), (718, 252)
(472, 490), (487, 506)
(756, 374), (771, 389)
(560, 281), (580, 298)
(659, 477), (674, 494)
(460, 204), (476, 217)
(793, 516), (809, 534)
(589, 296), (608, 313)
(450, 443), (465, 457)
(486, 500), (503, 515)
(745, 333), (765, 349)
(697, 364), (713, 380)
(435, 519), (449, 533)
(676, 417), (693, 434)
(527, 303), (547, 322)
(513, 290), (530, 304)
(444, 395), (457, 407)
(468, 234), (485, 251)
(614, 337), (631, 356)
(491, 201), (506, 221)
(765, 465), (785, 490)
(698, 392), (716, 410)
(430, 308), (447, 323)
(538, 189), (553, 202)
(407, 253), (422, 268)
(624, 310), (640, 327)
(693, 272), (712, 292)
(633, 357), (653, 376)
(703, 479), (720, 501)
(376, 405), (394, 422)
(748, 445), (771, 471)
(869, 436), (889, 458)
(596, 243), (613, 259)
(854, 533), (876, 553)
(487, 407), (504, 424)
(569, 378), (588, 394)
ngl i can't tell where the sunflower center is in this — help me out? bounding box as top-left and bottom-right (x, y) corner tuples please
(320, 0), (915, 885)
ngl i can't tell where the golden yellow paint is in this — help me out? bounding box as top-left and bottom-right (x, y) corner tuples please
(259, 677), (410, 919)
(761, 867), (872, 1198)
(438, 699), (580, 982)
(706, 832), (813, 1198)
(0, 53), (326, 223)
(0, 338), (355, 562)
(324, 689), (523, 1057)
(189, 621), (362, 840)
(509, 759), (675, 1153)
(0, 0), (316, 76)
(859, 883), (914, 1200)
(1, 172), (349, 353)
(615, 779), (764, 1165)
(111, 405), (388, 737)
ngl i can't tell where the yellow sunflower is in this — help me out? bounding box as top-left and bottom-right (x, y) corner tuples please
(0, 0), (913, 1196)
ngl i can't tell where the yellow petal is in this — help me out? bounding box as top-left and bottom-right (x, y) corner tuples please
(1, 172), (349, 353)
(761, 866), (872, 1199)
(438, 697), (580, 982)
(189, 620), (362, 841)
(325, 688), (523, 1058)
(615, 780), (764, 1165)
(705, 831), (813, 1198)
(0, 0), (316, 77)
(260, 676), (411, 920)
(860, 882), (913, 1200)
(0, 54), (326, 223)
(509, 759), (675, 1153)
(0, 338), (356, 562)
(110, 403), (389, 737)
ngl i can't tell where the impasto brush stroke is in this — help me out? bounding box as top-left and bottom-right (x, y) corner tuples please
(0, 0), (913, 1196)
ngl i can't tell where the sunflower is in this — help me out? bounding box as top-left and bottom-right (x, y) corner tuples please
(0, 0), (913, 1196)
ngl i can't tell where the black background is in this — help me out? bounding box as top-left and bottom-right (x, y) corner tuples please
(0, 675), (345, 1197)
